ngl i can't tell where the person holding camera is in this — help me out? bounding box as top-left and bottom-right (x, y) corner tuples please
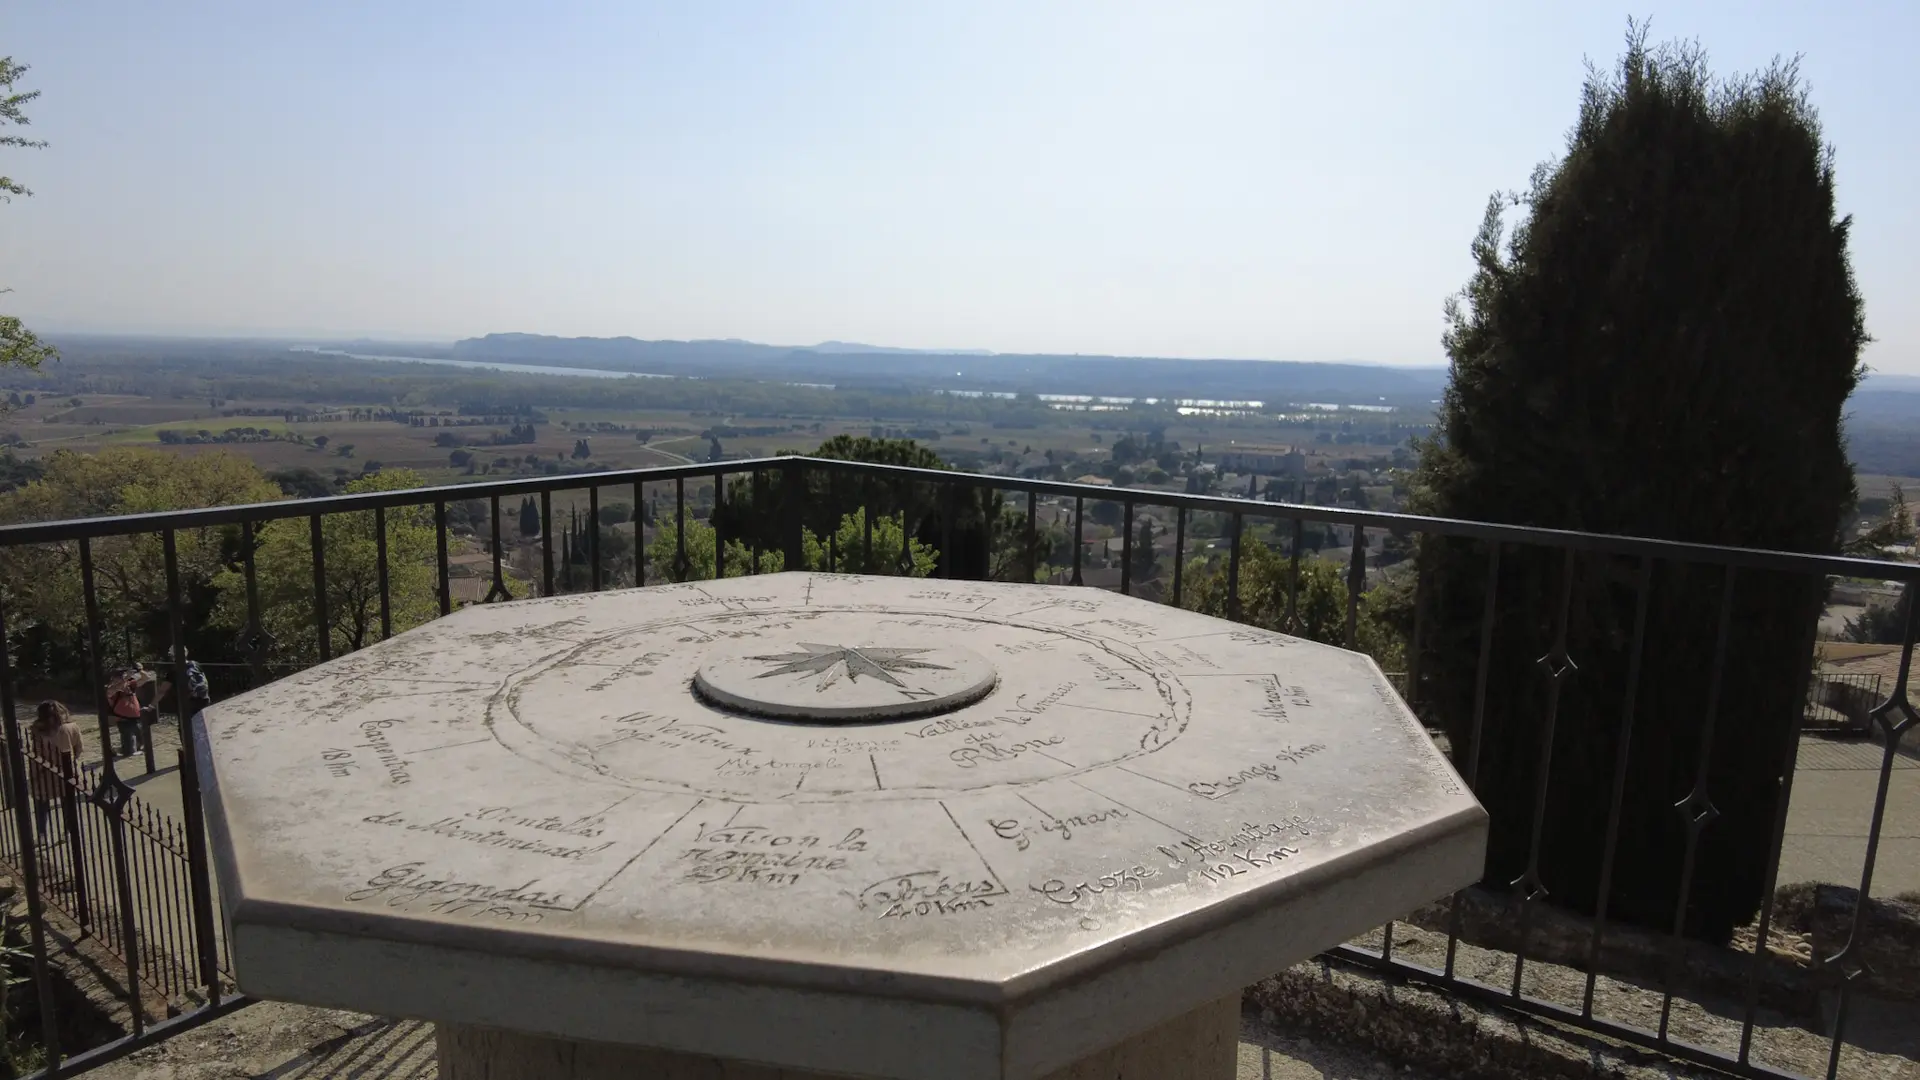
(106, 666), (153, 759)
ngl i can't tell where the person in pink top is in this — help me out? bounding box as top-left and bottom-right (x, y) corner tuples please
(106, 666), (152, 759)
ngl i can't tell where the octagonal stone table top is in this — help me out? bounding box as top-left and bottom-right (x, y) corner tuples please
(197, 572), (1485, 1080)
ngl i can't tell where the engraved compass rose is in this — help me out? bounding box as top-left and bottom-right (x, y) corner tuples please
(749, 643), (951, 693)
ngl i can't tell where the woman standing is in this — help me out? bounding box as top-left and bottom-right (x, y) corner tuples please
(107, 667), (151, 758)
(29, 701), (83, 842)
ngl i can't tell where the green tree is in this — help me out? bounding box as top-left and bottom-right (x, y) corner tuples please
(1845, 483), (1914, 557)
(644, 509), (782, 580)
(2, 57), (55, 369)
(987, 504), (1061, 583)
(518, 495), (541, 537)
(1182, 541), (1403, 670)
(805, 508), (937, 577)
(644, 507), (936, 581)
(711, 437), (999, 580)
(268, 467), (333, 499)
(215, 469), (437, 663)
(1844, 591), (1910, 645)
(0, 448), (284, 668)
(1407, 29), (1866, 941)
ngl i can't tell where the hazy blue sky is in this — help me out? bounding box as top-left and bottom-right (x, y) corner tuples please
(5, 3), (1916, 369)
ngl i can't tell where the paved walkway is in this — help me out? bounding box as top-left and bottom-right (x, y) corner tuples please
(1779, 729), (1920, 897)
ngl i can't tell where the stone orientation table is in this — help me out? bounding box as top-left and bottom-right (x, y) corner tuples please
(196, 572), (1485, 1080)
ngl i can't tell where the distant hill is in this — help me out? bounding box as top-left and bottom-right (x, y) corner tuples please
(448, 333), (1450, 405)
(808, 341), (996, 356)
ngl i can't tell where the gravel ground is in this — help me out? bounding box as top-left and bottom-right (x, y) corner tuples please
(1341, 920), (1920, 1080)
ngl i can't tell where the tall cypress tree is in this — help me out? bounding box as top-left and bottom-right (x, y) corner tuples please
(518, 496), (541, 538)
(1409, 29), (1865, 941)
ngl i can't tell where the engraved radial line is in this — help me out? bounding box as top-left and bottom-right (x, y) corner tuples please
(1033, 748), (1078, 768)
(350, 677), (502, 688)
(1130, 630), (1235, 645)
(578, 798), (705, 906)
(590, 790), (643, 817)
(408, 737), (493, 756)
(1063, 701), (1161, 719)
(1068, 778), (1201, 840)
(869, 753), (885, 791)
(1002, 603), (1071, 619)
(1118, 764), (1202, 798)
(939, 800), (1007, 893)
(1015, 792), (1056, 819)
(747, 644), (950, 689)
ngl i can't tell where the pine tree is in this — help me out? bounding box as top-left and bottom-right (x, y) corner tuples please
(1408, 28), (1866, 941)
(518, 496), (541, 538)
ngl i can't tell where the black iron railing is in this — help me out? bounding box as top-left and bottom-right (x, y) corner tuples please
(0, 454), (1912, 1079)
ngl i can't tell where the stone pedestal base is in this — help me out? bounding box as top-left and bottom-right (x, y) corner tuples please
(436, 993), (1239, 1080)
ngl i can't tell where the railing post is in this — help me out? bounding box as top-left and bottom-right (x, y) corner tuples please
(826, 471), (839, 573)
(374, 506), (393, 640)
(783, 459), (805, 572)
(634, 479), (646, 586)
(540, 490), (555, 596)
(484, 495), (511, 601)
(58, 755), (91, 929)
(434, 501), (452, 615)
(712, 471), (726, 579)
(1071, 497), (1084, 587)
(862, 476), (875, 573)
(1025, 492), (1037, 584)
(1171, 508), (1186, 607)
(940, 482), (954, 580)
(1227, 513), (1243, 622)
(1344, 525), (1366, 649)
(309, 515), (330, 661)
(176, 737), (223, 1005)
(96, 779), (146, 1034)
(0, 595), (66, 1063)
(674, 477), (688, 582)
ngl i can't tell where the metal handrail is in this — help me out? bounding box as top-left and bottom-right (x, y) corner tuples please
(0, 453), (1913, 583)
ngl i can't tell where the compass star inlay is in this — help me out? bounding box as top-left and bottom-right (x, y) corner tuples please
(749, 643), (951, 692)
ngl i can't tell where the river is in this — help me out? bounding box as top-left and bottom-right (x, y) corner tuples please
(290, 347), (670, 381)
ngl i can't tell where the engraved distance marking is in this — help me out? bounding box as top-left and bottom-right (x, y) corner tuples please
(1187, 744), (1328, 799)
(846, 871), (1007, 919)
